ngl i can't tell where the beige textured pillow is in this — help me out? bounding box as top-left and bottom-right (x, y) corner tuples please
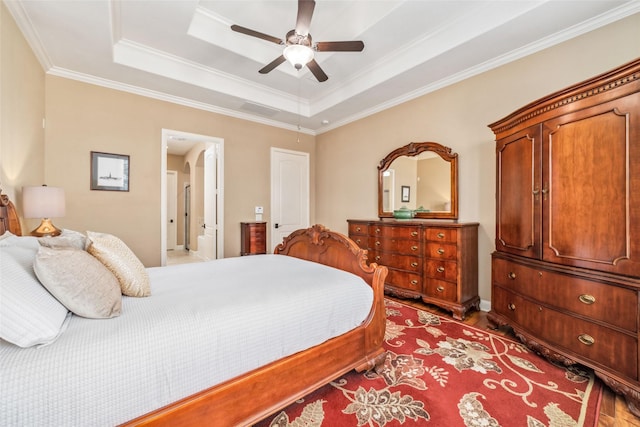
(34, 246), (122, 319)
(39, 229), (87, 250)
(86, 231), (151, 297)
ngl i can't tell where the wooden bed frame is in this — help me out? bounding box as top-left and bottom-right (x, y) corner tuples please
(0, 196), (388, 426)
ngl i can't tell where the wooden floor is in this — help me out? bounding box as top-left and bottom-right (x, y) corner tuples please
(390, 297), (640, 427)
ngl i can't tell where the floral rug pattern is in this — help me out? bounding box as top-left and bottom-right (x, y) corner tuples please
(256, 299), (601, 427)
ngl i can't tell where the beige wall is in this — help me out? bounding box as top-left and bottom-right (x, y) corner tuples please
(0, 2), (45, 233)
(43, 76), (315, 266)
(315, 13), (640, 303)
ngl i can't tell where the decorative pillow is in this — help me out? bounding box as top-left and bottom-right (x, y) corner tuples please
(0, 245), (69, 347)
(38, 229), (87, 251)
(34, 246), (122, 319)
(86, 231), (151, 297)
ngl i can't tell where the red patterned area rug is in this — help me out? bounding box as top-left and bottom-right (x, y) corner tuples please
(255, 299), (602, 427)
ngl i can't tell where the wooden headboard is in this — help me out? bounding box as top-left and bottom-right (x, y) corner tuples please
(0, 192), (22, 236)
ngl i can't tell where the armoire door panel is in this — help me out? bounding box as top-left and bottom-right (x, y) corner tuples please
(542, 93), (640, 275)
(496, 125), (541, 258)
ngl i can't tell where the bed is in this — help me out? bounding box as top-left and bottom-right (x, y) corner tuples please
(0, 192), (388, 426)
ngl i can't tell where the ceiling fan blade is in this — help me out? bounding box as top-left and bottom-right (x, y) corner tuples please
(231, 24), (283, 45)
(259, 55), (286, 74)
(295, 0), (315, 36)
(315, 41), (364, 52)
(307, 59), (328, 82)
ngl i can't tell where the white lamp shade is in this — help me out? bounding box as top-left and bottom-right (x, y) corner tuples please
(283, 45), (314, 70)
(22, 186), (66, 219)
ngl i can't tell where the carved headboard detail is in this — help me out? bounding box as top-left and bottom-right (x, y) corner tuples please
(0, 191), (22, 236)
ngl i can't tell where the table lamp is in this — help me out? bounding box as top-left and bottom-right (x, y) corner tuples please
(22, 185), (65, 237)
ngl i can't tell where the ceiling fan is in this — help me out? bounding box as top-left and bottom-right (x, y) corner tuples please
(230, 0), (364, 82)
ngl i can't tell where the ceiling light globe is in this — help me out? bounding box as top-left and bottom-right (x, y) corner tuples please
(283, 45), (314, 70)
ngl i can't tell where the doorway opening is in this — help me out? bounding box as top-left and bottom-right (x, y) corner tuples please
(161, 129), (224, 266)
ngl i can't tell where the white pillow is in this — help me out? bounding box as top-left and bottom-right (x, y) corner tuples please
(0, 233), (39, 250)
(0, 245), (69, 347)
(86, 231), (151, 297)
(39, 229), (87, 251)
(34, 246), (122, 319)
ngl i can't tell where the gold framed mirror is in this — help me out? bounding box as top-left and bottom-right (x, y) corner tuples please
(378, 142), (458, 220)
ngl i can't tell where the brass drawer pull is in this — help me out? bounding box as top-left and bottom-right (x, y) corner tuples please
(508, 303), (516, 311)
(508, 272), (516, 280)
(578, 334), (595, 346)
(375, 256), (381, 261)
(411, 262), (418, 268)
(436, 266), (445, 273)
(578, 294), (596, 305)
(375, 228), (381, 234)
(437, 232), (445, 239)
(411, 245), (418, 251)
(411, 280), (418, 285)
(355, 226), (362, 232)
(411, 231), (418, 237)
(437, 248), (445, 255)
(375, 241), (381, 246)
(355, 238), (361, 244)
(436, 286), (444, 292)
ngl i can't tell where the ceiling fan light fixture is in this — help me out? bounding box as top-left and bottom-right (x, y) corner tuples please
(283, 44), (314, 70)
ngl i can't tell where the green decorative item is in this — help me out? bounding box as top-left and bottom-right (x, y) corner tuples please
(393, 206), (415, 219)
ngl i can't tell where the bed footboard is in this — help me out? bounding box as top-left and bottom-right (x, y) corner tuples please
(122, 225), (387, 427)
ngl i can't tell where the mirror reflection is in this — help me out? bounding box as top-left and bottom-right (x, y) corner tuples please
(378, 142), (458, 220)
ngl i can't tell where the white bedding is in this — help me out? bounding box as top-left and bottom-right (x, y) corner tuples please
(0, 254), (373, 426)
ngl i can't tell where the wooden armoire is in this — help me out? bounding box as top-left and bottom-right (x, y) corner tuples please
(488, 58), (640, 416)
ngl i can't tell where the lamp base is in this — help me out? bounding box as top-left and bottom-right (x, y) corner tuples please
(30, 218), (62, 237)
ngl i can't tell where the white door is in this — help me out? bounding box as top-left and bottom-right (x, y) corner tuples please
(166, 170), (178, 251)
(202, 146), (217, 260)
(270, 148), (309, 250)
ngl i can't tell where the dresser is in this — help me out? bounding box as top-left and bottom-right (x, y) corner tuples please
(240, 222), (266, 256)
(488, 58), (640, 416)
(348, 219), (479, 320)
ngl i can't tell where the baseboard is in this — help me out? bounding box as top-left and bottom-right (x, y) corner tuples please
(479, 298), (491, 312)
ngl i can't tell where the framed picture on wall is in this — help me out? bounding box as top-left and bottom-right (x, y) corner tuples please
(401, 185), (410, 202)
(90, 151), (130, 191)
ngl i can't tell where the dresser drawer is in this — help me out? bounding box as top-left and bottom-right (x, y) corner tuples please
(350, 234), (368, 248)
(348, 222), (369, 236)
(493, 286), (638, 380)
(493, 257), (637, 332)
(370, 237), (421, 255)
(424, 260), (457, 282)
(425, 228), (457, 243)
(371, 252), (421, 272)
(371, 225), (421, 240)
(424, 242), (457, 261)
(424, 278), (457, 302)
(386, 269), (422, 292)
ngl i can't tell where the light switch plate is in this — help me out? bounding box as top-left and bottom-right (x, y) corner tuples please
(255, 206), (264, 214)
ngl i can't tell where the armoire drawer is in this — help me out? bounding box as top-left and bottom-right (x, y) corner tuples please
(424, 260), (457, 282)
(371, 252), (421, 272)
(370, 238), (421, 255)
(425, 228), (457, 243)
(493, 286), (638, 380)
(371, 225), (421, 240)
(424, 279), (457, 302)
(386, 269), (422, 292)
(424, 242), (457, 261)
(493, 257), (637, 332)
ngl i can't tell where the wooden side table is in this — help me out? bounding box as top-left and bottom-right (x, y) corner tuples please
(240, 222), (267, 256)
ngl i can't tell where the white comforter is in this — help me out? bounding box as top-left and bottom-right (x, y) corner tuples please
(0, 254), (373, 426)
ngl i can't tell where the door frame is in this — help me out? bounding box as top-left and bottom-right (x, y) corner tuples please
(161, 129), (224, 266)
